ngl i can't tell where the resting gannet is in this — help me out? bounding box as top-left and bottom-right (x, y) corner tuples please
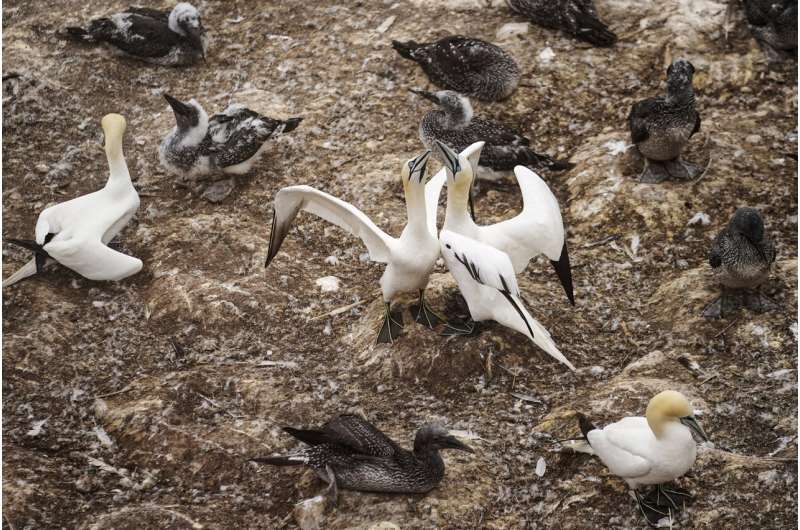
(506, 0), (617, 47)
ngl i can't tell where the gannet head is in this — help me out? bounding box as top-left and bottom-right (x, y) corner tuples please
(400, 150), (431, 194)
(729, 207), (765, 242)
(435, 140), (473, 195)
(646, 390), (708, 442)
(411, 89), (473, 127)
(169, 3), (206, 56)
(666, 59), (695, 94)
(101, 113), (126, 157)
(164, 93), (209, 145)
(414, 424), (475, 454)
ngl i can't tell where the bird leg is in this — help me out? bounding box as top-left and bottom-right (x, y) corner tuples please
(649, 483), (692, 511)
(634, 489), (672, 527)
(638, 158), (671, 183)
(410, 289), (447, 329)
(323, 464), (338, 506)
(376, 302), (404, 344)
(743, 289), (779, 313)
(664, 157), (703, 180)
(441, 318), (479, 337)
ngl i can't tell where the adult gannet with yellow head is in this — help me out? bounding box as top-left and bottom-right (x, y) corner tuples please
(3, 114), (142, 287)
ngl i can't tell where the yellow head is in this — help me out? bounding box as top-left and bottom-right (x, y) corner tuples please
(645, 390), (708, 441)
(101, 113), (127, 157)
(400, 149), (431, 194)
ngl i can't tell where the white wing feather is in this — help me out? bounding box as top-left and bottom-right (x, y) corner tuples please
(440, 230), (520, 296)
(44, 238), (142, 281)
(588, 417), (653, 479)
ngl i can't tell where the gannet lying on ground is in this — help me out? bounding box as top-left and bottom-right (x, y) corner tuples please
(250, 414), (473, 502)
(575, 390), (709, 527)
(64, 3), (208, 66)
(427, 141), (575, 306)
(160, 94), (302, 201)
(439, 230), (576, 371)
(265, 151), (444, 344)
(3, 114), (142, 287)
(392, 36), (520, 101)
(703, 207), (777, 318)
(506, 0), (617, 47)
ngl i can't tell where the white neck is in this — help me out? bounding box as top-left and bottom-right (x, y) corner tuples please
(443, 176), (475, 233)
(105, 139), (133, 192)
(404, 184), (429, 235)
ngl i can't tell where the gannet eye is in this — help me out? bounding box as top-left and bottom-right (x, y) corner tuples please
(445, 244), (451, 249)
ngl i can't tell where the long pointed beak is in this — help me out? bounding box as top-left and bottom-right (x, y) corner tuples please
(410, 150), (431, 182)
(550, 242), (575, 305)
(679, 416), (709, 442)
(164, 93), (192, 116)
(443, 435), (474, 453)
(409, 88), (439, 104)
(435, 140), (461, 176)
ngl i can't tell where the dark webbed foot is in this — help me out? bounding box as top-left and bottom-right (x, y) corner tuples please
(648, 484), (692, 511)
(639, 160), (671, 183)
(376, 302), (404, 344)
(744, 291), (779, 313)
(441, 319), (479, 337)
(702, 289), (742, 319)
(410, 290), (446, 329)
(664, 158), (703, 180)
(634, 490), (672, 527)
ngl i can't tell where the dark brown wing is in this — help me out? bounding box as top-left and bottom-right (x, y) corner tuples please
(321, 415), (399, 457)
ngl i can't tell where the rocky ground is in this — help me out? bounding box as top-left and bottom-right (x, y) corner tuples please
(2, 0), (797, 529)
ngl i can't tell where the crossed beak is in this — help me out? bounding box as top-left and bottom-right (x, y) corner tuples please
(679, 415), (709, 442)
(435, 140), (461, 176)
(444, 434), (475, 453)
(409, 88), (440, 105)
(410, 149), (431, 183)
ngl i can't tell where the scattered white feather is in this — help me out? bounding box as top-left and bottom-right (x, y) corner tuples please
(315, 276), (340, 292)
(26, 418), (47, 437)
(94, 426), (115, 448)
(535, 457), (547, 477)
(496, 22), (529, 40)
(790, 322), (797, 340)
(688, 212), (711, 226)
(603, 140), (628, 156)
(324, 255), (339, 266)
(537, 47), (555, 64)
(376, 15), (396, 34)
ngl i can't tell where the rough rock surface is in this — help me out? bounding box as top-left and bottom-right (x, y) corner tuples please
(2, 0), (797, 529)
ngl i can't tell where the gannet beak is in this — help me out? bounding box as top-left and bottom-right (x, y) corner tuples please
(409, 88), (440, 104)
(435, 140), (461, 176)
(164, 93), (193, 116)
(550, 242), (575, 306)
(410, 149), (431, 182)
(679, 415), (709, 442)
(443, 434), (475, 453)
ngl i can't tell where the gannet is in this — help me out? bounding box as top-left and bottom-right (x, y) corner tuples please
(250, 414), (473, 502)
(628, 60), (702, 183)
(414, 90), (573, 184)
(506, 0), (617, 47)
(160, 94), (302, 190)
(64, 3), (208, 66)
(576, 390), (709, 526)
(439, 230), (576, 371)
(3, 114), (142, 287)
(742, 0), (797, 62)
(265, 151), (444, 344)
(703, 207), (777, 318)
(392, 36), (520, 101)
(426, 141), (575, 306)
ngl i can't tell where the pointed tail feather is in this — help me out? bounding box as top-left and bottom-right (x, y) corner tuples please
(2, 258), (38, 288)
(391, 40), (419, 60)
(63, 26), (94, 42)
(503, 292), (576, 371)
(577, 413), (597, 442)
(574, 12), (617, 47)
(283, 427), (329, 446)
(522, 149), (574, 172)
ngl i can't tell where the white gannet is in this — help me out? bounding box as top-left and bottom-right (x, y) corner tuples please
(427, 141), (575, 307)
(438, 230), (575, 371)
(64, 3), (207, 66)
(3, 114), (142, 287)
(576, 390), (709, 526)
(265, 150), (444, 343)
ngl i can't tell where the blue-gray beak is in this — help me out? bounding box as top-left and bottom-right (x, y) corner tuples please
(435, 140), (461, 176)
(679, 416), (709, 442)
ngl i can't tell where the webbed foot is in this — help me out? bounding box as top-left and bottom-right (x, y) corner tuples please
(639, 160), (670, 183)
(410, 290), (446, 329)
(634, 490), (672, 527)
(441, 319), (479, 337)
(376, 302), (404, 344)
(664, 158), (703, 180)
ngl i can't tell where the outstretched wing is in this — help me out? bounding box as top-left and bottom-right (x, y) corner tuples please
(43, 237), (142, 281)
(265, 185), (394, 267)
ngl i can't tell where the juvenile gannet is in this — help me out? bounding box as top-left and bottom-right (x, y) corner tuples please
(742, 0), (797, 62)
(628, 60), (702, 183)
(64, 3), (208, 66)
(439, 230), (576, 371)
(265, 151), (444, 344)
(703, 207), (777, 318)
(506, 0), (617, 47)
(576, 390), (709, 526)
(160, 94), (302, 192)
(427, 141), (575, 306)
(392, 36), (520, 101)
(250, 414), (473, 502)
(414, 90), (573, 184)
(3, 114), (142, 287)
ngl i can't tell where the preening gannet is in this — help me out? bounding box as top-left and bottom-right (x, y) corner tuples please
(628, 60), (702, 183)
(439, 230), (576, 371)
(703, 207), (777, 318)
(250, 414), (473, 502)
(265, 151), (444, 343)
(3, 114), (142, 287)
(576, 390), (709, 526)
(506, 0), (617, 47)
(392, 36), (520, 101)
(64, 3), (208, 66)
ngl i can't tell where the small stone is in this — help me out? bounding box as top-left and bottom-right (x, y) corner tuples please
(293, 495), (326, 530)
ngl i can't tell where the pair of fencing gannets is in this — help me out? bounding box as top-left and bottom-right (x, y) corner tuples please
(265, 142), (576, 371)
(3, 114), (142, 287)
(251, 414), (473, 502)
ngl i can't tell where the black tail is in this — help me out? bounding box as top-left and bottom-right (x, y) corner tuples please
(283, 427), (329, 446)
(6, 238), (47, 254)
(280, 117), (303, 134)
(577, 413), (596, 443)
(249, 456), (304, 467)
(574, 12), (617, 47)
(392, 40), (419, 60)
(63, 26), (94, 42)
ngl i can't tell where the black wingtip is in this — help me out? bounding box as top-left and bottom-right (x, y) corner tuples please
(391, 39), (417, 60)
(577, 413), (596, 442)
(283, 427), (329, 446)
(265, 207), (279, 268)
(550, 242), (575, 306)
(574, 12), (617, 47)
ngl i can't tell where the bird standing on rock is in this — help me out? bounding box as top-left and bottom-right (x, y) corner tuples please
(703, 207), (777, 318)
(250, 414), (473, 503)
(628, 59), (702, 183)
(392, 36), (520, 101)
(64, 3), (208, 66)
(506, 0), (617, 47)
